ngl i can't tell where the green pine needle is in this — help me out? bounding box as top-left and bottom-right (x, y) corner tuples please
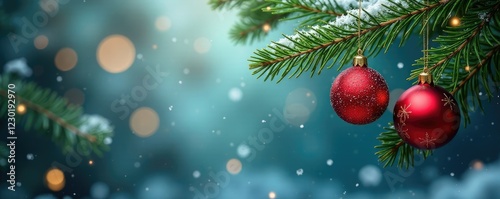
(211, 0), (500, 169)
(375, 123), (433, 169)
(0, 74), (113, 167)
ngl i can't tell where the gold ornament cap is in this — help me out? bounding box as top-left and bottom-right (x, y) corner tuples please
(418, 72), (433, 84)
(353, 55), (367, 67)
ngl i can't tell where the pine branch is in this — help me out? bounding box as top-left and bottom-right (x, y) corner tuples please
(0, 74), (113, 161)
(230, 12), (286, 44)
(375, 123), (432, 169)
(248, 0), (452, 82)
(210, 0), (500, 169)
(216, 0), (289, 44)
(451, 45), (500, 95)
(208, 0), (248, 10)
(266, 0), (344, 27)
(410, 1), (500, 125)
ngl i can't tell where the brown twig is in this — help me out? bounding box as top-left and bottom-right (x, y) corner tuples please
(427, 2), (499, 72)
(451, 45), (500, 95)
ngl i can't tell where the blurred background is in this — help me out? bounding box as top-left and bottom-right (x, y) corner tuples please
(0, 0), (500, 198)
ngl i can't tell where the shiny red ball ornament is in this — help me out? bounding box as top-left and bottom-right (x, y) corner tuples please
(330, 54), (389, 124)
(393, 72), (461, 150)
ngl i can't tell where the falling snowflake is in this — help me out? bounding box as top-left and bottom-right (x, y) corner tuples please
(296, 168), (304, 176)
(441, 93), (456, 110)
(397, 103), (412, 124)
(419, 132), (437, 149)
(326, 159), (333, 166)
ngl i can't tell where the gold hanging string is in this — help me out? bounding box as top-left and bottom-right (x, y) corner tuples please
(418, 0), (433, 84)
(423, 0), (429, 73)
(357, 0), (362, 55)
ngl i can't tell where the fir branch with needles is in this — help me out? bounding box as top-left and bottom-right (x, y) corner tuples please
(0, 73), (113, 167)
(210, 0), (290, 44)
(212, 0), (500, 169)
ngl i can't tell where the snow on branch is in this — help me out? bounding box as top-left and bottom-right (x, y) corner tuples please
(271, 0), (409, 49)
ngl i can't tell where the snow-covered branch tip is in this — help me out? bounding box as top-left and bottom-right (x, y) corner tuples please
(251, 0), (444, 69)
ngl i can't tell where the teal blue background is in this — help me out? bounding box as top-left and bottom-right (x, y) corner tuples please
(1, 0), (500, 198)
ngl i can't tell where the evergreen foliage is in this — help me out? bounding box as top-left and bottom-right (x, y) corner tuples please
(0, 74), (112, 167)
(210, 0), (500, 168)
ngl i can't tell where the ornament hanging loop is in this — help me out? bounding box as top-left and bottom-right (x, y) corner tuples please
(418, 0), (433, 84)
(353, 0), (366, 67)
(353, 54), (367, 67)
(418, 72), (433, 85)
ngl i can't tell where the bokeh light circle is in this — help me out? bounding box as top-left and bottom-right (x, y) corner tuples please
(97, 34), (136, 73)
(40, 0), (59, 15)
(34, 35), (49, 50)
(269, 191), (276, 199)
(45, 168), (65, 191)
(130, 107), (160, 137)
(90, 182), (110, 199)
(358, 164), (382, 187)
(471, 160), (484, 170)
(228, 87), (243, 102)
(64, 88), (85, 106)
(226, 158), (242, 175)
(55, 48), (78, 71)
(17, 104), (27, 115)
(193, 37), (211, 54)
(283, 88), (317, 126)
(155, 16), (171, 31)
(237, 144), (251, 158)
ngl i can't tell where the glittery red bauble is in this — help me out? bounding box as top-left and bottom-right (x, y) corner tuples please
(393, 82), (461, 150)
(330, 65), (389, 124)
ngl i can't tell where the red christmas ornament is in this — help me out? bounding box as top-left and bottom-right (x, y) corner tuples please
(330, 54), (389, 124)
(393, 72), (461, 150)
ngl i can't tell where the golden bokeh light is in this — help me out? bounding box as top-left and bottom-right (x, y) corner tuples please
(193, 37), (211, 54)
(472, 160), (483, 170)
(64, 88), (85, 106)
(97, 34), (136, 73)
(465, 65), (471, 72)
(45, 168), (65, 192)
(269, 191), (276, 199)
(89, 160), (94, 165)
(34, 35), (49, 50)
(40, 0), (59, 15)
(17, 104), (27, 115)
(55, 48), (78, 71)
(155, 16), (171, 31)
(130, 107), (160, 138)
(262, 23), (271, 33)
(226, 158), (242, 175)
(450, 16), (460, 27)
